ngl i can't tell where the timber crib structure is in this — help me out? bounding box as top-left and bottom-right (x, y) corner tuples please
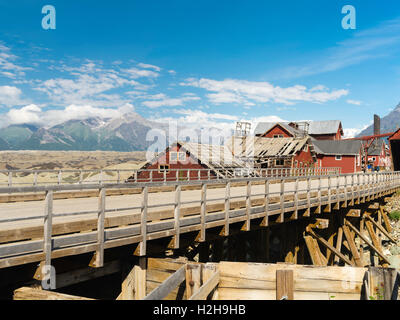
(1, 171), (400, 299)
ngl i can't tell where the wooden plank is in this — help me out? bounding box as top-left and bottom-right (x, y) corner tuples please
(223, 182), (230, 236)
(261, 180), (269, 226)
(346, 220), (390, 265)
(342, 225), (363, 267)
(307, 227), (353, 266)
(117, 263), (136, 300)
(143, 265), (186, 300)
(43, 190), (53, 276)
(14, 287), (93, 300)
(172, 185), (181, 248)
(135, 258), (147, 300)
(189, 271), (220, 300)
(91, 188), (105, 268)
(364, 214), (396, 243)
(138, 186), (148, 255)
(368, 267), (399, 300)
(304, 235), (322, 266)
(186, 263), (202, 299)
(334, 227), (343, 265)
(276, 269), (294, 300)
(380, 207), (393, 234)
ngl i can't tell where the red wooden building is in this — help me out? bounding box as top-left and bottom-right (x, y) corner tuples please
(312, 140), (363, 174)
(255, 120), (343, 141)
(365, 140), (391, 170)
(130, 141), (246, 182)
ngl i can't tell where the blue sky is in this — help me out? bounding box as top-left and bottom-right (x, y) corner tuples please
(1, 0), (400, 136)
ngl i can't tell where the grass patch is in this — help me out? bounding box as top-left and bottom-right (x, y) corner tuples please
(389, 211), (400, 221)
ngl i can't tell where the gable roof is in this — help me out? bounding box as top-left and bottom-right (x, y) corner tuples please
(367, 139), (386, 156)
(312, 140), (362, 156)
(254, 120), (343, 137)
(308, 120), (343, 135)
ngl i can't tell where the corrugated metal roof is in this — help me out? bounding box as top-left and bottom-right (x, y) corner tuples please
(312, 140), (362, 155)
(254, 120), (342, 136)
(308, 120), (342, 135)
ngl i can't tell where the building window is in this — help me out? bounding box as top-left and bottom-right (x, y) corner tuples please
(294, 160), (298, 167)
(170, 152), (186, 162)
(170, 152), (178, 162)
(178, 152), (186, 161)
(158, 165), (170, 173)
(273, 134), (284, 138)
(372, 157), (376, 161)
(275, 159), (284, 166)
(335, 155), (342, 161)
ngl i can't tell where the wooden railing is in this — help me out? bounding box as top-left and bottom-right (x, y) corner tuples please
(0, 167), (342, 186)
(0, 171), (399, 270)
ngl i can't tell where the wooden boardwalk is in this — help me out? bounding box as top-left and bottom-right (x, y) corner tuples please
(0, 171), (399, 270)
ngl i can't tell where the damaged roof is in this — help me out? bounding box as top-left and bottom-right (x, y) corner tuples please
(229, 136), (311, 158)
(254, 120), (343, 136)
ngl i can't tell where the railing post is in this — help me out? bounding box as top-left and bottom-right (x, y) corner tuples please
(317, 176), (322, 213)
(58, 170), (62, 185)
(163, 169), (167, 182)
(138, 186), (148, 255)
(99, 170), (103, 184)
(280, 179), (284, 222)
(294, 178), (299, 219)
(244, 180), (251, 231)
(150, 170), (153, 183)
(93, 187), (105, 267)
(176, 169), (179, 182)
(336, 174), (340, 207)
(198, 170), (201, 181)
(34, 172), (38, 186)
(262, 179), (269, 226)
(327, 175), (331, 211)
(306, 177), (311, 215)
(79, 170), (83, 185)
(173, 185), (181, 248)
(224, 182), (230, 236)
(43, 190), (53, 282)
(117, 170), (120, 184)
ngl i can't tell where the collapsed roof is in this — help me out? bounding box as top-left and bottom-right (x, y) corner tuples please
(312, 140), (363, 156)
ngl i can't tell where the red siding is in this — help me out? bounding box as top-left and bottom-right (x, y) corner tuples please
(137, 144), (216, 181)
(316, 154), (360, 174)
(262, 124), (294, 138)
(310, 128), (342, 141)
(292, 145), (315, 167)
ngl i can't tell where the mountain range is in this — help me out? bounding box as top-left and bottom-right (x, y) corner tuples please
(357, 102), (400, 137)
(0, 113), (170, 151)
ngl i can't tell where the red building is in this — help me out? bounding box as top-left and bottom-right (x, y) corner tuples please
(389, 128), (400, 171)
(255, 120), (343, 140)
(312, 140), (363, 174)
(365, 140), (391, 170)
(130, 141), (246, 182)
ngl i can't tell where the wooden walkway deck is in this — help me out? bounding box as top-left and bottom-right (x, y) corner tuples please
(0, 171), (399, 270)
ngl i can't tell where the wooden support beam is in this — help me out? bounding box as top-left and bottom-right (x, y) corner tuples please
(304, 235), (323, 266)
(308, 218), (329, 230)
(364, 214), (396, 243)
(135, 258), (147, 300)
(346, 209), (361, 218)
(380, 207), (393, 234)
(189, 270), (220, 300)
(14, 287), (94, 300)
(342, 225), (363, 267)
(334, 227), (343, 265)
(365, 221), (386, 266)
(134, 186), (148, 256)
(368, 267), (399, 300)
(185, 263), (202, 299)
(306, 227), (353, 266)
(276, 269), (294, 300)
(260, 180), (269, 227)
(143, 265), (186, 300)
(344, 220), (391, 265)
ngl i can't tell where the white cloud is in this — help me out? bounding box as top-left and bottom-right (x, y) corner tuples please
(122, 67), (159, 79)
(0, 85), (28, 107)
(2, 104), (136, 128)
(137, 63), (161, 72)
(180, 78), (348, 106)
(142, 94), (200, 108)
(0, 44), (32, 79)
(347, 99), (362, 106)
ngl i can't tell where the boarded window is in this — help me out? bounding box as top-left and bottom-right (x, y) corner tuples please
(158, 165), (170, 173)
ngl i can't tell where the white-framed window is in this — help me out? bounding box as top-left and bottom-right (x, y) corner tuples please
(372, 157), (376, 161)
(273, 134), (284, 138)
(275, 159), (284, 166)
(335, 155), (342, 160)
(357, 155), (360, 166)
